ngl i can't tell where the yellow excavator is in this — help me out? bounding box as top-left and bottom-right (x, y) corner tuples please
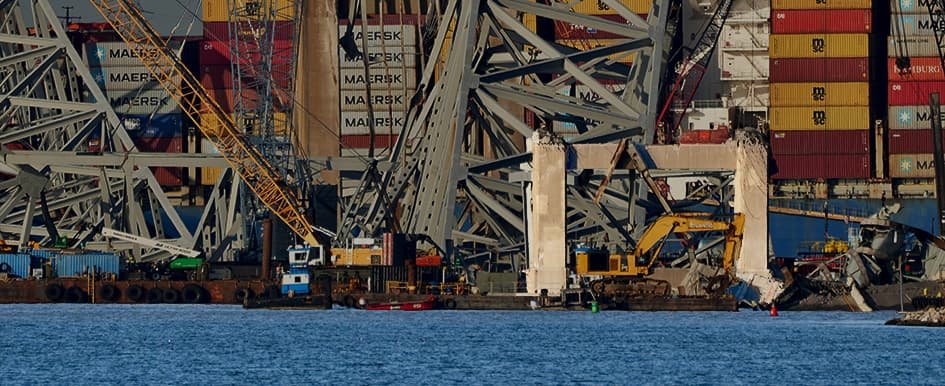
(574, 212), (745, 298)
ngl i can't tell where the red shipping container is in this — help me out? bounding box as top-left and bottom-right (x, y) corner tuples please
(888, 57), (945, 82)
(888, 81), (945, 106)
(888, 130), (945, 154)
(341, 134), (398, 149)
(770, 130), (870, 155)
(553, 14), (648, 40)
(199, 65), (292, 90)
(199, 39), (293, 66)
(337, 15), (424, 26)
(769, 58), (869, 82)
(415, 255), (442, 267)
(203, 21), (296, 42)
(150, 167), (184, 186)
(771, 154), (870, 180)
(771, 9), (871, 34)
(207, 88), (261, 113)
(131, 136), (183, 153)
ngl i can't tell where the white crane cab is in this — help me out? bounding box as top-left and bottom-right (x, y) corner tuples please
(287, 245), (326, 267)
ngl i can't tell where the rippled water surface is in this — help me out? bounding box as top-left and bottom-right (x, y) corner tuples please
(0, 305), (942, 384)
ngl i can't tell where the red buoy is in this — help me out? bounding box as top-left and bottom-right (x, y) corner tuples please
(770, 304), (779, 317)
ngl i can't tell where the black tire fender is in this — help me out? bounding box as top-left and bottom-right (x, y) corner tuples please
(66, 286), (87, 303)
(235, 287), (254, 302)
(127, 285), (145, 303)
(182, 284), (206, 303)
(444, 298), (457, 310)
(163, 288), (180, 303)
(343, 294), (356, 308)
(146, 287), (163, 303)
(99, 284), (119, 302)
(44, 283), (64, 302)
(0, 262), (10, 273)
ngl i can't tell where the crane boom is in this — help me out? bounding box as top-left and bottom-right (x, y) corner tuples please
(88, 0), (319, 247)
(101, 228), (201, 258)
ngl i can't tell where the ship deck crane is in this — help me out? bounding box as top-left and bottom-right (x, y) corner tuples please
(88, 0), (322, 257)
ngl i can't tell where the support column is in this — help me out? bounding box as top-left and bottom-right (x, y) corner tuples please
(526, 132), (567, 296)
(734, 137), (781, 303)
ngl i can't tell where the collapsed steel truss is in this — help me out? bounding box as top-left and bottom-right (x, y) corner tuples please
(336, 0), (738, 267)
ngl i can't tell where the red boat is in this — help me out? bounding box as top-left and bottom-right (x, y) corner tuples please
(365, 296), (436, 311)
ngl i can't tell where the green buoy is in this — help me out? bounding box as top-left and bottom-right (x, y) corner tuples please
(591, 301), (599, 313)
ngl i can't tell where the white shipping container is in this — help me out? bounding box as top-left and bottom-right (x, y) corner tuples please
(108, 89), (180, 115)
(337, 24), (417, 47)
(893, 0), (936, 14)
(338, 46), (418, 69)
(340, 89), (414, 111)
(341, 111), (407, 135)
(888, 35), (939, 57)
(888, 105), (945, 130)
(339, 67), (417, 90)
(84, 41), (183, 67)
(90, 66), (180, 91)
(720, 23), (769, 50)
(891, 14), (945, 36)
(720, 51), (769, 80)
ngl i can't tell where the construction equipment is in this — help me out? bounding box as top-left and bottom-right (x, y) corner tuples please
(101, 228), (200, 258)
(575, 212), (745, 296)
(88, 0), (321, 252)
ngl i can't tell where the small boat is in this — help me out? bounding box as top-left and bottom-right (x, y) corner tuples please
(365, 296), (436, 311)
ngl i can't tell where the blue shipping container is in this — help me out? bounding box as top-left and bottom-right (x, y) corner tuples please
(55, 253), (120, 277)
(118, 114), (184, 137)
(0, 253), (32, 278)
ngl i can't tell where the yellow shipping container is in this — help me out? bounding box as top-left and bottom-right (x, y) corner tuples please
(203, 0), (295, 22)
(771, 0), (872, 9)
(570, 0), (652, 15)
(769, 34), (869, 59)
(199, 113), (289, 136)
(556, 39), (637, 64)
(769, 107), (870, 131)
(769, 83), (870, 107)
(889, 154), (937, 179)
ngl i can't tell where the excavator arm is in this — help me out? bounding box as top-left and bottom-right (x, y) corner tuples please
(88, 0), (319, 247)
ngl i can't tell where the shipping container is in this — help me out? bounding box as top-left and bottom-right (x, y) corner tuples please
(340, 89), (414, 111)
(341, 134), (399, 149)
(207, 88), (261, 113)
(771, 154), (871, 180)
(888, 57), (944, 81)
(888, 130), (945, 153)
(889, 153), (940, 178)
(888, 35), (939, 57)
(553, 14), (647, 40)
(89, 66), (180, 91)
(769, 130), (871, 155)
(772, 9), (872, 34)
(335, 23), (417, 47)
(108, 89), (180, 115)
(769, 58), (869, 82)
(199, 39), (293, 66)
(769, 34), (869, 59)
(771, 0), (872, 9)
(890, 14), (945, 36)
(200, 138), (224, 186)
(888, 81), (945, 106)
(339, 67), (418, 90)
(769, 82), (869, 106)
(341, 111), (406, 135)
(132, 136), (184, 153)
(199, 112), (288, 136)
(888, 105), (945, 129)
(54, 253), (120, 277)
(203, 21), (295, 42)
(555, 39), (637, 65)
(199, 65), (292, 90)
(338, 46), (419, 69)
(84, 42), (159, 67)
(118, 114), (183, 137)
(0, 253), (31, 278)
(722, 23), (770, 49)
(893, 0), (936, 13)
(151, 167), (185, 186)
(570, 0), (652, 15)
(769, 107), (871, 131)
(203, 0), (295, 22)
(720, 51), (769, 80)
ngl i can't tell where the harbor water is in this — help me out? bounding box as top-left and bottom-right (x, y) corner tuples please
(0, 306), (942, 384)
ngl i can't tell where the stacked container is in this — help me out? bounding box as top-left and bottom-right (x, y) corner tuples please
(768, 0), (873, 180)
(199, 0), (294, 185)
(337, 15), (419, 156)
(83, 40), (185, 186)
(887, 1), (945, 178)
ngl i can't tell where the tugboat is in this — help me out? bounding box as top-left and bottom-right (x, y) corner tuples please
(243, 245), (332, 309)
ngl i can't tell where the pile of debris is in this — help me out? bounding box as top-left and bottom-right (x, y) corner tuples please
(886, 307), (945, 327)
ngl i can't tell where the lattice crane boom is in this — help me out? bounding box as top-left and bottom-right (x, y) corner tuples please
(88, 0), (320, 247)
